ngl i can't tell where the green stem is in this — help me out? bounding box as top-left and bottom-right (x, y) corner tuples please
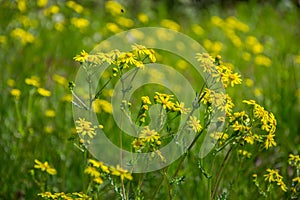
(211, 146), (233, 199)
(15, 99), (25, 136)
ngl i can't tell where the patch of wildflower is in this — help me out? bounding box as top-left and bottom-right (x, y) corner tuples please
(242, 100), (277, 149)
(264, 169), (287, 192)
(38, 191), (91, 199)
(34, 159), (57, 175)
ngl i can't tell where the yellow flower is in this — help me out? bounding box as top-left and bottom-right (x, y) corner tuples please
(73, 50), (89, 62)
(188, 116), (202, 133)
(110, 165), (132, 181)
(105, 1), (124, 16)
(0, 35), (7, 44)
(52, 74), (68, 87)
(191, 24), (204, 36)
(132, 139), (145, 150)
(93, 99), (112, 114)
(45, 109), (55, 118)
(292, 176), (300, 184)
(34, 159), (57, 175)
(75, 118), (96, 138)
(25, 76), (40, 87)
(66, 1), (84, 13)
(265, 133), (276, 149)
(154, 92), (175, 110)
(7, 79), (15, 87)
(137, 13), (149, 23)
(106, 22), (122, 33)
(71, 17), (89, 30)
(141, 96), (151, 105)
(61, 94), (72, 102)
(84, 166), (100, 177)
(254, 55), (271, 67)
(160, 19), (180, 31)
(17, 0), (27, 12)
(37, 88), (51, 97)
(88, 159), (110, 173)
(37, 0), (48, 7)
(93, 177), (103, 184)
(140, 126), (160, 143)
(11, 28), (35, 45)
(43, 5), (60, 16)
(173, 101), (190, 114)
(116, 16), (134, 28)
(10, 89), (21, 100)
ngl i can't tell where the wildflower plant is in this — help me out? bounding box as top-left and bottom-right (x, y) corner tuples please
(65, 27), (280, 199)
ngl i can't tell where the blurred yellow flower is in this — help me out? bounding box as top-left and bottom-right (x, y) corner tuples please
(25, 76), (40, 87)
(106, 22), (122, 33)
(61, 94), (72, 102)
(93, 99), (112, 114)
(105, 1), (124, 16)
(242, 52), (251, 61)
(11, 28), (35, 45)
(43, 5), (60, 16)
(34, 159), (57, 175)
(137, 13), (149, 23)
(71, 17), (90, 30)
(10, 89), (21, 100)
(245, 78), (254, 87)
(0, 35), (7, 44)
(37, 0), (48, 8)
(160, 19), (180, 31)
(7, 79), (15, 87)
(211, 16), (223, 27)
(52, 74), (68, 87)
(17, 0), (27, 12)
(254, 55), (271, 67)
(37, 88), (51, 97)
(66, 1), (84, 13)
(191, 24), (204, 36)
(45, 109), (56, 118)
(116, 16), (134, 28)
(295, 54), (300, 64)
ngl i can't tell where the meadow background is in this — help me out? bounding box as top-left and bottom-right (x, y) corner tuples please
(1, 0), (300, 199)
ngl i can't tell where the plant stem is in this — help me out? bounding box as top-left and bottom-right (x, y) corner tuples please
(211, 146), (233, 199)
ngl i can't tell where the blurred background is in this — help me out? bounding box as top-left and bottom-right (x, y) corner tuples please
(0, 0), (300, 199)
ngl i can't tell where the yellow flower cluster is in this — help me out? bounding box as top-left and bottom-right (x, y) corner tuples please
(38, 191), (90, 200)
(34, 159), (57, 175)
(263, 169), (287, 192)
(73, 44), (156, 77)
(243, 100), (277, 149)
(196, 53), (242, 89)
(289, 154), (300, 169)
(132, 126), (161, 151)
(84, 159), (132, 183)
(11, 28), (35, 45)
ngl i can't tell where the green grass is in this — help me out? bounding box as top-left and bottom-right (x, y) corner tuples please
(1, 1), (300, 199)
